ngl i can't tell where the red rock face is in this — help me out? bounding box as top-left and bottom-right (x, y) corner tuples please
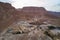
(22, 7), (47, 17)
(16, 7), (47, 21)
(0, 2), (16, 32)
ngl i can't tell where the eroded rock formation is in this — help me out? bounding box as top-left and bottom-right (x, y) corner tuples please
(0, 2), (60, 40)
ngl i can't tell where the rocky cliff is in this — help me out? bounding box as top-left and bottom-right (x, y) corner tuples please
(0, 2), (17, 32)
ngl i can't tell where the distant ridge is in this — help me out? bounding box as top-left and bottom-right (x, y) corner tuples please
(48, 11), (60, 17)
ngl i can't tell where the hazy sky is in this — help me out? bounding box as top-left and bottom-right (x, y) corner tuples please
(0, 0), (60, 12)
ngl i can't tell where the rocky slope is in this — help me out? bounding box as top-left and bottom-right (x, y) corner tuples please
(0, 20), (60, 40)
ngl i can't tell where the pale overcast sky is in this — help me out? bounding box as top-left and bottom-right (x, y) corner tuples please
(0, 0), (60, 12)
